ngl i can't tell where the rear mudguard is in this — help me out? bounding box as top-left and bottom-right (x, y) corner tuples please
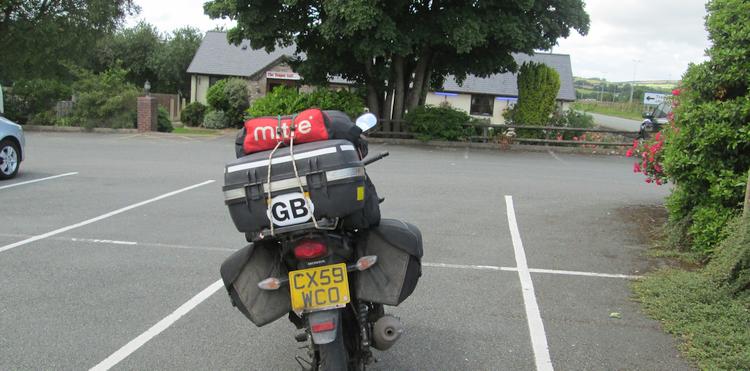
(308, 309), (341, 345)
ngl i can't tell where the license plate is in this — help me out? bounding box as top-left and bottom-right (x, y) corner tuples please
(289, 263), (350, 312)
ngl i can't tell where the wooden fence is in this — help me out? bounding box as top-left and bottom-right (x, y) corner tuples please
(370, 119), (640, 147)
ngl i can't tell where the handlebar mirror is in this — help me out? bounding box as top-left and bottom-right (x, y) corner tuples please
(355, 113), (378, 132)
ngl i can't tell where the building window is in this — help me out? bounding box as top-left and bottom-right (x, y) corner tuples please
(470, 94), (494, 116)
(209, 76), (223, 87)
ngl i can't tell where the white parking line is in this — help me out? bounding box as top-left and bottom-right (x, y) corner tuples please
(505, 195), (553, 371)
(0, 180), (215, 254)
(90, 280), (224, 371)
(0, 172), (78, 190)
(422, 262), (641, 279)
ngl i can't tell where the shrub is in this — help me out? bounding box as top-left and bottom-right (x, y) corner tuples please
(404, 104), (477, 141)
(206, 78), (249, 127)
(70, 67), (139, 129)
(247, 86), (365, 119)
(548, 109), (594, 140)
(5, 79), (71, 124)
(660, 0), (750, 253)
(202, 110), (229, 129)
(206, 79), (228, 111)
(706, 215), (750, 295)
(28, 111), (58, 126)
(157, 107), (173, 132)
(509, 62), (560, 125)
(180, 102), (206, 126)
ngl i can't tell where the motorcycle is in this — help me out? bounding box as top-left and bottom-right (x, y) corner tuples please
(220, 112), (422, 371)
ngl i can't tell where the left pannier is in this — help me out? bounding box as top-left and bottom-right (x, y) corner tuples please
(220, 240), (290, 327)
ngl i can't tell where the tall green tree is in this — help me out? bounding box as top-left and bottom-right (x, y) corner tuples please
(95, 22), (161, 89)
(152, 27), (203, 94)
(204, 0), (589, 120)
(95, 23), (202, 93)
(662, 0), (750, 253)
(0, 0), (139, 83)
(512, 62), (561, 125)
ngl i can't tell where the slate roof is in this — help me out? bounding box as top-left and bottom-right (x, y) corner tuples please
(187, 32), (297, 77)
(441, 53), (576, 101)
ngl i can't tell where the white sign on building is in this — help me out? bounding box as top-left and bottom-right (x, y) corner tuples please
(266, 71), (301, 80)
(643, 92), (667, 105)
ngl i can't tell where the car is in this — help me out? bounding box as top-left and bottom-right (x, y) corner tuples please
(0, 115), (25, 179)
(641, 102), (672, 131)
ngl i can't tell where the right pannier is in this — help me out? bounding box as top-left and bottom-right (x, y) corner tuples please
(355, 219), (423, 306)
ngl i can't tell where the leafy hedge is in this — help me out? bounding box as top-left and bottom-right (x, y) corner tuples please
(180, 102), (206, 127)
(661, 0), (750, 253)
(157, 107), (173, 132)
(247, 86), (365, 119)
(206, 78), (250, 128)
(3, 78), (71, 124)
(70, 67), (139, 129)
(404, 104), (481, 141)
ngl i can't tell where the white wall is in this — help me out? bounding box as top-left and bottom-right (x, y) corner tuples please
(190, 75), (210, 104)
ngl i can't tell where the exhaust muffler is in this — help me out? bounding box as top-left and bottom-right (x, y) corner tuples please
(371, 315), (403, 351)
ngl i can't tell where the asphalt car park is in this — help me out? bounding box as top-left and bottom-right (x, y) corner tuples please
(0, 132), (692, 370)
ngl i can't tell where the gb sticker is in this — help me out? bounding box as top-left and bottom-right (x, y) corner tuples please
(267, 192), (315, 226)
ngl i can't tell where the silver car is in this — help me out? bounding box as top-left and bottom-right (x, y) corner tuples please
(0, 115), (25, 179)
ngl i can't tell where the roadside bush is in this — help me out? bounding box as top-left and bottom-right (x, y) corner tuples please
(28, 111), (58, 126)
(247, 86), (365, 119)
(180, 102), (206, 126)
(404, 104), (477, 141)
(660, 0), (750, 253)
(202, 110), (229, 129)
(157, 107), (173, 132)
(5, 79), (71, 124)
(70, 67), (139, 129)
(706, 215), (750, 295)
(548, 109), (594, 140)
(206, 78), (249, 127)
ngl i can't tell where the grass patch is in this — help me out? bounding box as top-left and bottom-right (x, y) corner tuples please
(572, 101), (644, 121)
(171, 127), (222, 135)
(633, 269), (750, 370)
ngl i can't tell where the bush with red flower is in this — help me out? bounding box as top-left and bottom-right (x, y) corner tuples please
(627, 131), (668, 185)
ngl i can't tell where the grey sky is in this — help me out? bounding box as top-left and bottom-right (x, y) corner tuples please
(128, 0), (711, 82)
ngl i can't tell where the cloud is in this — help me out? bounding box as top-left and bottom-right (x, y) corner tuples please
(554, 0), (711, 81)
(127, 0), (236, 34)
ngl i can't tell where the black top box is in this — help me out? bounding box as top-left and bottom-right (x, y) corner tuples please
(223, 139), (368, 235)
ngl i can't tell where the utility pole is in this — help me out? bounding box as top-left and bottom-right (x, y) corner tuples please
(629, 59), (641, 104)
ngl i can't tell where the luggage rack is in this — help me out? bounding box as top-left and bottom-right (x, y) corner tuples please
(249, 218), (340, 241)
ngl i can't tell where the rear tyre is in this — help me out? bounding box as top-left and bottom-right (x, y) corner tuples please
(0, 139), (20, 180)
(317, 323), (348, 371)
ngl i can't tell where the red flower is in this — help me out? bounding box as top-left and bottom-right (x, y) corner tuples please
(655, 132), (662, 141)
(626, 148), (634, 157)
(645, 178), (652, 183)
(672, 88), (681, 96)
(656, 179), (663, 185)
(632, 139), (638, 149)
(633, 163), (641, 173)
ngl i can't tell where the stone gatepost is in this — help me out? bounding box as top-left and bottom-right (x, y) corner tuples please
(137, 96), (158, 132)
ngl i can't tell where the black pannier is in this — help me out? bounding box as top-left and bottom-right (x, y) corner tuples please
(223, 139), (379, 234)
(220, 240), (290, 327)
(355, 219), (423, 306)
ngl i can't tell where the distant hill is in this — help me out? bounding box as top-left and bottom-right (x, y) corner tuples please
(574, 76), (678, 102)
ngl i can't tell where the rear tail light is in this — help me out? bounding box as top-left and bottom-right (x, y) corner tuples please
(294, 239), (328, 260)
(311, 321), (336, 333)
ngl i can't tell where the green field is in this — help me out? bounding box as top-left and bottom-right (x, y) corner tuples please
(572, 101), (644, 121)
